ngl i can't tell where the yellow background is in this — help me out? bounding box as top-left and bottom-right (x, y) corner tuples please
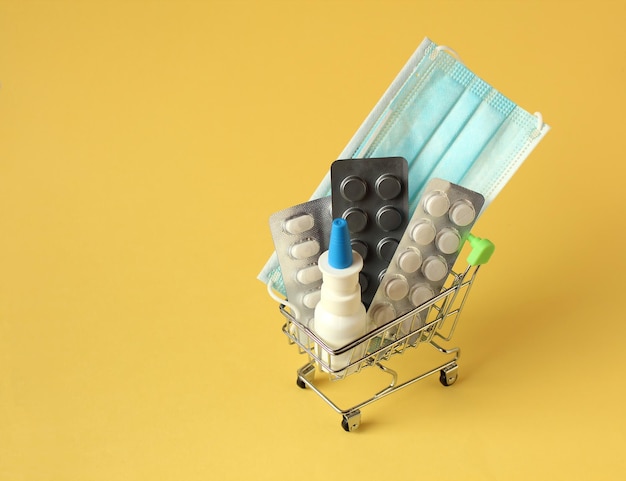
(1, 0), (625, 479)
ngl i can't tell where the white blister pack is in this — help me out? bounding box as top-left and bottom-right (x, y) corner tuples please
(269, 196), (333, 327)
(367, 178), (484, 335)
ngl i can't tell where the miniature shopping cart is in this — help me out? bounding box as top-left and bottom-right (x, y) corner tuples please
(277, 233), (495, 431)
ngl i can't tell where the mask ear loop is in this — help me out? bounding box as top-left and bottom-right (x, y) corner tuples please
(267, 272), (301, 321)
(532, 112), (545, 138)
(433, 45), (464, 64)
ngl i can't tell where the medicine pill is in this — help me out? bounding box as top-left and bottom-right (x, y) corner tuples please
(397, 248), (422, 273)
(284, 214), (315, 235)
(351, 240), (368, 260)
(296, 264), (322, 284)
(302, 289), (322, 309)
(423, 191), (450, 217)
(377, 238), (399, 262)
(422, 256), (448, 282)
(376, 206), (403, 231)
(367, 178), (484, 333)
(343, 207), (368, 233)
(375, 174), (402, 200)
(410, 220), (436, 245)
(449, 200), (476, 226)
(409, 285), (434, 307)
(290, 239), (321, 260)
(370, 303), (396, 326)
(384, 276), (410, 301)
(331, 157), (409, 308)
(435, 228), (461, 255)
(340, 176), (368, 201)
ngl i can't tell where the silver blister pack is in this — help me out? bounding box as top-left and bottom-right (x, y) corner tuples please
(367, 178), (484, 334)
(330, 157), (409, 309)
(269, 196), (333, 326)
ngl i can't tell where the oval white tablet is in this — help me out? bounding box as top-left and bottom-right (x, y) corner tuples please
(397, 248), (422, 273)
(410, 220), (436, 245)
(283, 214), (315, 235)
(302, 289), (321, 309)
(422, 256), (448, 282)
(423, 191), (450, 217)
(296, 264), (322, 284)
(449, 200), (476, 226)
(290, 239), (320, 259)
(385, 276), (409, 301)
(436, 228), (461, 255)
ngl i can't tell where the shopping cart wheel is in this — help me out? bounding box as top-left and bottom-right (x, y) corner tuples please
(439, 364), (458, 386)
(296, 363), (316, 389)
(341, 410), (361, 432)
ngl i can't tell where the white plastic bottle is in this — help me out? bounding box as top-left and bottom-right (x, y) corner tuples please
(312, 218), (367, 373)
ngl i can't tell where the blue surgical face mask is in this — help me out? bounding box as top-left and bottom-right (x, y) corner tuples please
(318, 38), (549, 211)
(259, 37), (549, 290)
(354, 43), (548, 212)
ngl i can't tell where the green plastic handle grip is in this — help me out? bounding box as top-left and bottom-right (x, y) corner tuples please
(466, 233), (495, 266)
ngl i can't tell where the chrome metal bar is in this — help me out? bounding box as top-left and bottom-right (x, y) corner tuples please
(280, 258), (486, 429)
(296, 357), (459, 417)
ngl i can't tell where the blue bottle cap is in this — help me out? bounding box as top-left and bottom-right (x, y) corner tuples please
(328, 218), (352, 269)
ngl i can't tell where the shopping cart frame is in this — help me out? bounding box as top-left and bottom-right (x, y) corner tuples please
(279, 260), (485, 431)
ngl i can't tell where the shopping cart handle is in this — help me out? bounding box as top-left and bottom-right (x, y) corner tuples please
(466, 233), (495, 266)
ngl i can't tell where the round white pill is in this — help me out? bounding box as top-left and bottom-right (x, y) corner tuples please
(409, 285), (434, 307)
(385, 276), (409, 301)
(449, 200), (476, 226)
(436, 228), (461, 255)
(423, 191), (450, 217)
(290, 239), (320, 259)
(397, 248), (422, 273)
(302, 289), (321, 309)
(422, 256), (448, 282)
(283, 214), (314, 235)
(296, 264), (322, 285)
(371, 303), (396, 326)
(410, 220), (436, 245)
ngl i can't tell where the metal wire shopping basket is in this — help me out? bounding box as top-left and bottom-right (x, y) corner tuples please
(277, 233), (494, 431)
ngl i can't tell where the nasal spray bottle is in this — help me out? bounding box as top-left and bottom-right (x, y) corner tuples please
(313, 218), (367, 373)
